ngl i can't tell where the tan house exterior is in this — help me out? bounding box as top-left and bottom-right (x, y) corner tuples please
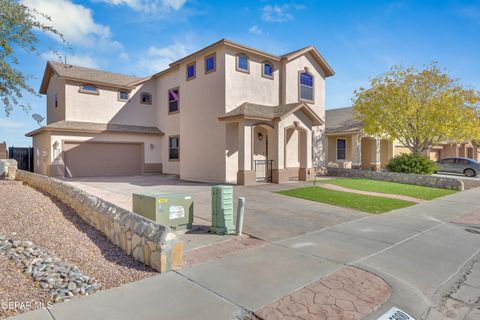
(27, 39), (334, 184)
(325, 107), (480, 170)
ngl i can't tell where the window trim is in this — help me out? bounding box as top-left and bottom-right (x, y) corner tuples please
(186, 61), (196, 81)
(204, 53), (216, 75)
(168, 135), (180, 161)
(118, 90), (130, 102)
(336, 138), (347, 161)
(262, 61), (274, 79)
(236, 53), (250, 74)
(298, 70), (315, 103)
(168, 87), (180, 114)
(78, 84), (99, 95)
(140, 92), (152, 105)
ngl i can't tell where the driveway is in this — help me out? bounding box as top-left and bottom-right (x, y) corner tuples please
(62, 175), (365, 242)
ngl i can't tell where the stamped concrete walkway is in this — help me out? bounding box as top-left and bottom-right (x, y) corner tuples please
(9, 178), (480, 320)
(319, 184), (425, 203)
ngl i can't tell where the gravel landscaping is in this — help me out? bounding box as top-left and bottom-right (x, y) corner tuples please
(0, 180), (157, 318)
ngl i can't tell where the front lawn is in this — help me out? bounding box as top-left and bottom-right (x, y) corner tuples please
(319, 178), (457, 200)
(278, 186), (415, 214)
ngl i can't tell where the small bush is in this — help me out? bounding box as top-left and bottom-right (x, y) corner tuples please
(386, 153), (437, 175)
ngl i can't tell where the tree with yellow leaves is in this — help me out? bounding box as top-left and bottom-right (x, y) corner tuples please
(353, 63), (480, 154)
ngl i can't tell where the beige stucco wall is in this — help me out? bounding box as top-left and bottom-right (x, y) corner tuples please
(178, 45), (227, 183)
(155, 69), (180, 175)
(64, 80), (157, 127)
(32, 131), (51, 175)
(326, 135), (353, 163)
(46, 73), (66, 124)
(224, 48), (280, 112)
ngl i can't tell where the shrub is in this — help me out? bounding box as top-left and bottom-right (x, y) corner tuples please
(386, 153), (437, 175)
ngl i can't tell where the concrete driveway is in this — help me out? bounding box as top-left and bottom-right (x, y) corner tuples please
(63, 174), (365, 242)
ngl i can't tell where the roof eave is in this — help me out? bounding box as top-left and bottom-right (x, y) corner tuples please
(26, 126), (164, 137)
(284, 46), (335, 77)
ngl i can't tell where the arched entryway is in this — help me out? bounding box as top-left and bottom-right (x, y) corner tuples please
(252, 123), (274, 182)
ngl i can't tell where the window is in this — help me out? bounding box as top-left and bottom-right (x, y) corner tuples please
(118, 90), (129, 101)
(186, 62), (196, 80)
(168, 88), (179, 113)
(140, 92), (152, 105)
(236, 54), (249, 73)
(79, 84), (99, 94)
(262, 62), (273, 78)
(54, 94), (58, 108)
(299, 72), (314, 102)
(337, 139), (346, 160)
(205, 53), (216, 74)
(169, 136), (179, 160)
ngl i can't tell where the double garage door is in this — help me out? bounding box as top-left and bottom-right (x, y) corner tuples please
(64, 142), (143, 178)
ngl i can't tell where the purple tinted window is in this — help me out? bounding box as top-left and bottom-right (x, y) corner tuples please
(237, 55), (248, 71)
(206, 55), (215, 72)
(169, 89), (179, 113)
(300, 73), (313, 87)
(264, 63), (273, 77)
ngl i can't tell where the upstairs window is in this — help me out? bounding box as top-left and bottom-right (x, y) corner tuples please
(236, 54), (249, 73)
(169, 136), (179, 160)
(337, 139), (346, 161)
(262, 61), (273, 78)
(205, 53), (216, 74)
(299, 72), (314, 102)
(118, 90), (129, 101)
(141, 92), (152, 105)
(79, 84), (99, 94)
(186, 62), (196, 80)
(168, 88), (179, 113)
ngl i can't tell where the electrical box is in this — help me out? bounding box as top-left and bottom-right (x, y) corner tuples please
(210, 185), (235, 235)
(132, 192), (193, 231)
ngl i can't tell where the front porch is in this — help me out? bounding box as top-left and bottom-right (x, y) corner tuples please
(220, 102), (323, 185)
(326, 133), (394, 171)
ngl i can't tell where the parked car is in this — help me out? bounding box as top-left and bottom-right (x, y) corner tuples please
(436, 157), (480, 177)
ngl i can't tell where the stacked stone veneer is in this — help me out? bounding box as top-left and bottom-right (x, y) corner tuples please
(15, 170), (183, 273)
(327, 168), (464, 191)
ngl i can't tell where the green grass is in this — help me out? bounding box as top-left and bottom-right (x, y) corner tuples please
(278, 186), (415, 214)
(319, 178), (457, 200)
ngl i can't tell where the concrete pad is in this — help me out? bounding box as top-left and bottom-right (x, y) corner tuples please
(50, 272), (241, 320)
(327, 219), (419, 245)
(451, 285), (480, 304)
(7, 309), (53, 320)
(179, 245), (342, 310)
(403, 200), (479, 222)
(360, 223), (480, 296)
(275, 229), (390, 263)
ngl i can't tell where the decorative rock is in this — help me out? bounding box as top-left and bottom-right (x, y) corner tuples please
(0, 234), (101, 303)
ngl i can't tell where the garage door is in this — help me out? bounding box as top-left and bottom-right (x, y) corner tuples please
(64, 142), (142, 177)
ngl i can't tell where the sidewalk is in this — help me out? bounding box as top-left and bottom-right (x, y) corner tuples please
(10, 187), (480, 320)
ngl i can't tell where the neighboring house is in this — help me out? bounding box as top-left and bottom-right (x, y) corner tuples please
(27, 39), (334, 184)
(0, 142), (7, 159)
(325, 107), (480, 170)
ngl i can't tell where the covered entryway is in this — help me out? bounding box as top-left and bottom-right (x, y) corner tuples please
(63, 141), (143, 178)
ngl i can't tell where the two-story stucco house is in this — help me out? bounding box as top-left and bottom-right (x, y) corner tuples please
(27, 39), (334, 185)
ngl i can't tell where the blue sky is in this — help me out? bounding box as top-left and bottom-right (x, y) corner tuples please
(2, 0), (480, 147)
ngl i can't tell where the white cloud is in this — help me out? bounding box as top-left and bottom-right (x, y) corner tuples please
(249, 25), (262, 35)
(0, 118), (26, 129)
(97, 0), (187, 12)
(137, 42), (189, 74)
(262, 4), (293, 23)
(41, 51), (100, 69)
(20, 0), (117, 48)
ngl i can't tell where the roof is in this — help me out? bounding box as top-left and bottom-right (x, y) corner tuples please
(26, 121), (164, 137)
(325, 107), (363, 134)
(39, 61), (146, 94)
(218, 102), (323, 125)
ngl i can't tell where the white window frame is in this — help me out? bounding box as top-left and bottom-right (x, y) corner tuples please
(118, 90), (130, 102)
(298, 71), (314, 103)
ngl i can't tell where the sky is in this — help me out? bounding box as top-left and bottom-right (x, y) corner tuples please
(2, 0), (480, 147)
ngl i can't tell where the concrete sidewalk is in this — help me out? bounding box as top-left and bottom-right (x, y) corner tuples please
(10, 186), (480, 320)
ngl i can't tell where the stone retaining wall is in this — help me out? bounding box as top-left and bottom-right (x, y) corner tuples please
(15, 170), (183, 273)
(326, 168), (464, 190)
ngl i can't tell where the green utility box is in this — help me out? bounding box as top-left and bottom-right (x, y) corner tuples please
(210, 185), (235, 235)
(132, 192), (193, 230)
